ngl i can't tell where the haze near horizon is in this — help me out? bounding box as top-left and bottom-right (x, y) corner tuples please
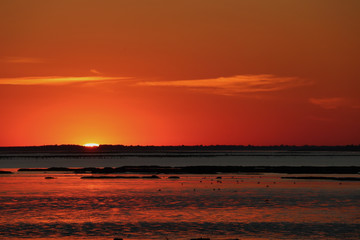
(1, 0), (359, 146)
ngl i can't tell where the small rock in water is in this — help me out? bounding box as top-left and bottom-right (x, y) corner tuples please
(142, 175), (160, 179)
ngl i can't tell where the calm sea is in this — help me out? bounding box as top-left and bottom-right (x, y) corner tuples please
(0, 151), (359, 168)
(0, 152), (359, 239)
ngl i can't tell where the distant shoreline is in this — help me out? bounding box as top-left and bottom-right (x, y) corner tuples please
(1, 152), (360, 159)
(1, 144), (360, 154)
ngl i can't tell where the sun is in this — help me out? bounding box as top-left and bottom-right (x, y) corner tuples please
(83, 143), (100, 148)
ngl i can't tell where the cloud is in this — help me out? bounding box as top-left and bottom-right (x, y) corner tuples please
(137, 74), (307, 95)
(1, 57), (43, 64)
(309, 97), (346, 109)
(90, 69), (101, 74)
(0, 76), (131, 85)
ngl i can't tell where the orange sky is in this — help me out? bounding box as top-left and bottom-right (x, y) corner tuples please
(0, 0), (359, 146)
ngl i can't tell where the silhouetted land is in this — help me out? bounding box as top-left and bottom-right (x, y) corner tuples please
(1, 144), (360, 154)
(17, 166), (360, 174)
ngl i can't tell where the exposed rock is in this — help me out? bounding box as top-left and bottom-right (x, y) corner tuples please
(142, 175), (160, 179)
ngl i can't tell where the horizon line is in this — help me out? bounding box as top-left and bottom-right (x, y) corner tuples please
(1, 144), (359, 148)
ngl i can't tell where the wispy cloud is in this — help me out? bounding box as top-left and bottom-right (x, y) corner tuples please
(138, 74), (307, 95)
(1, 57), (43, 64)
(0, 76), (131, 85)
(90, 69), (101, 75)
(309, 97), (346, 109)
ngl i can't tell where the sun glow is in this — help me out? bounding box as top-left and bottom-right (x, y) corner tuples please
(83, 143), (99, 148)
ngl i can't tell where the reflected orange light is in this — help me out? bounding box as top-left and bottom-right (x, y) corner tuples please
(83, 143), (99, 148)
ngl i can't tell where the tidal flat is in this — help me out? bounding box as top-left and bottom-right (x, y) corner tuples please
(0, 169), (359, 240)
(0, 151), (359, 239)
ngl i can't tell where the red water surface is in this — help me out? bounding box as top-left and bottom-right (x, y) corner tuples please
(0, 171), (359, 239)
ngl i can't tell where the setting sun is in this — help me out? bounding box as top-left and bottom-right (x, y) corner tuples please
(0, 0), (359, 147)
(83, 143), (99, 148)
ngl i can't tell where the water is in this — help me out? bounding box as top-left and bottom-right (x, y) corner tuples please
(0, 152), (359, 239)
(0, 151), (359, 168)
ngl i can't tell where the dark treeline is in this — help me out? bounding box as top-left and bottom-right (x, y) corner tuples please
(0, 144), (359, 154)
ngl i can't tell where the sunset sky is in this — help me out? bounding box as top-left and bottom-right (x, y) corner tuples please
(1, 0), (359, 146)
